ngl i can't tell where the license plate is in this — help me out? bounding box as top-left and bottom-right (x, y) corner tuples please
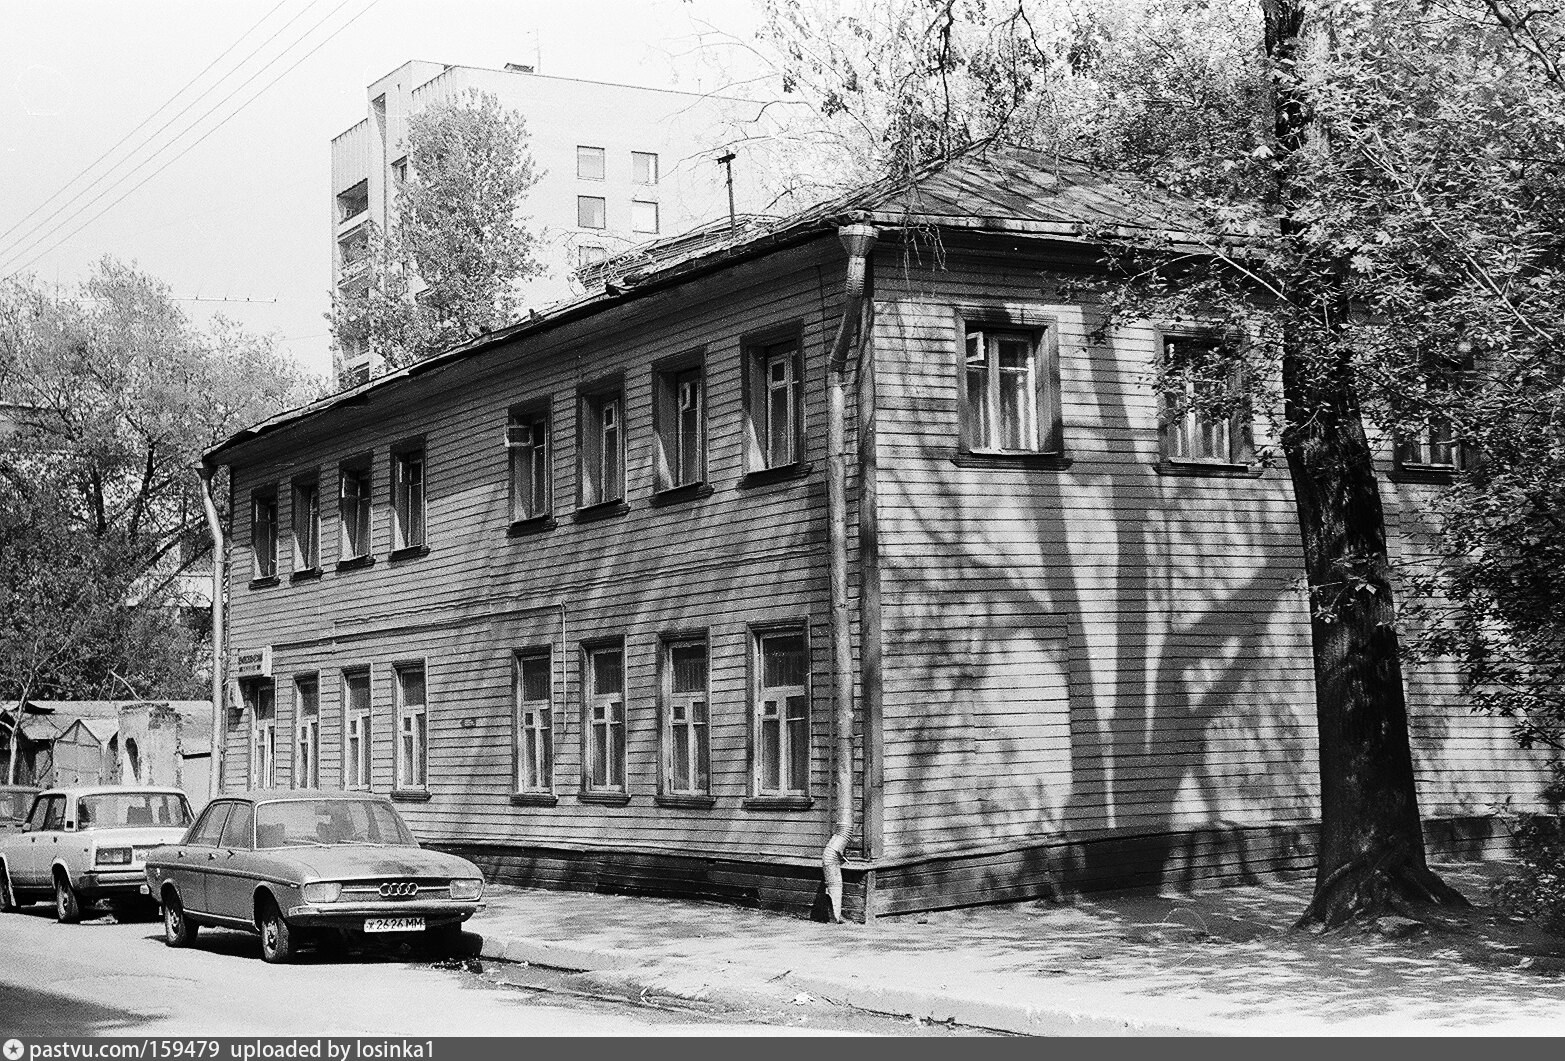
(364, 917), (424, 933)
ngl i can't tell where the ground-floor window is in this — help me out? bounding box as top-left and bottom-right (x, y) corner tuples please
(584, 643), (626, 793)
(514, 651), (553, 793)
(247, 680), (276, 789)
(396, 663), (428, 791)
(753, 629), (810, 796)
(663, 638), (710, 796)
(294, 674), (320, 788)
(343, 668), (371, 790)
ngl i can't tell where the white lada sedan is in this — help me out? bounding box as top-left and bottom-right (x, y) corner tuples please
(0, 786), (194, 922)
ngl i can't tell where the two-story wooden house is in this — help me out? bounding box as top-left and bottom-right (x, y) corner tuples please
(204, 147), (1547, 920)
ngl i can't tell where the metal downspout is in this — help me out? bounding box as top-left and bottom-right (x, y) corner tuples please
(823, 221), (879, 923)
(197, 462), (225, 801)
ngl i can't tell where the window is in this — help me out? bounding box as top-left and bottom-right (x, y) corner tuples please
(577, 145), (605, 180)
(513, 651), (553, 793)
(744, 336), (803, 471)
(218, 801), (254, 850)
(294, 675), (320, 789)
(654, 361), (705, 491)
(663, 639), (709, 796)
(248, 680), (276, 789)
(961, 322), (1060, 454)
(631, 200), (659, 234)
(584, 644), (626, 793)
(578, 196), (606, 230)
(339, 458), (372, 562)
(1396, 420), (1462, 473)
(391, 444), (426, 551)
(337, 180), (368, 223)
(396, 664), (427, 791)
(754, 630), (809, 796)
(339, 227), (370, 272)
(292, 477), (320, 572)
(343, 669), (371, 790)
(578, 385), (625, 508)
(185, 802), (231, 847)
(1394, 348), (1472, 477)
(1160, 332), (1250, 466)
(251, 491), (278, 580)
(578, 245), (606, 268)
(507, 407), (551, 522)
(391, 156), (408, 185)
(632, 151), (658, 186)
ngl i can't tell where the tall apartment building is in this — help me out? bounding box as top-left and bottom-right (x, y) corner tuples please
(329, 61), (763, 385)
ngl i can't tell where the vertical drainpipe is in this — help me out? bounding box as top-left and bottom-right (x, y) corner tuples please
(822, 220), (879, 923)
(197, 461), (225, 801)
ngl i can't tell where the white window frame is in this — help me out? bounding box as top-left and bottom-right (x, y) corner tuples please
(343, 669), (372, 790)
(577, 195), (607, 230)
(753, 629), (810, 797)
(249, 681), (276, 789)
(583, 644), (626, 793)
(293, 675), (320, 789)
(577, 145), (606, 180)
(395, 663), (428, 791)
(339, 460), (372, 561)
(392, 445), (426, 550)
(578, 387), (625, 507)
(1160, 331), (1248, 467)
(631, 151), (658, 186)
(513, 651), (553, 794)
(631, 199), (659, 234)
(292, 477), (320, 572)
(662, 638), (710, 797)
(506, 407), (551, 522)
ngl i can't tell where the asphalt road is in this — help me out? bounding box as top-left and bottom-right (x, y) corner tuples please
(0, 902), (884, 1037)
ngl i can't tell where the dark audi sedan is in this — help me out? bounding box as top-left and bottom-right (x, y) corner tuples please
(144, 789), (485, 963)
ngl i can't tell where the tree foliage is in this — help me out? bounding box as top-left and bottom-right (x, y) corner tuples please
(329, 89), (543, 373)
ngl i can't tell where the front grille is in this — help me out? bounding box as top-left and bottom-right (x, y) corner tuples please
(340, 880), (448, 901)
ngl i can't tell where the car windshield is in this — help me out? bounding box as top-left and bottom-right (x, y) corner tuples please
(77, 792), (191, 830)
(254, 798), (417, 849)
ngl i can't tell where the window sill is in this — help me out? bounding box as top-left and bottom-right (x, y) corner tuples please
(335, 555), (376, 573)
(654, 794), (717, 810)
(572, 500), (630, 523)
(289, 567), (322, 584)
(577, 790), (632, 806)
(742, 795), (813, 811)
(1388, 465), (1458, 485)
(507, 514), (557, 538)
(649, 482), (714, 507)
(951, 451), (1071, 470)
(738, 462), (813, 489)
(389, 544), (430, 562)
(510, 792), (558, 807)
(1154, 460), (1261, 479)
(248, 575), (281, 590)
(390, 789), (431, 803)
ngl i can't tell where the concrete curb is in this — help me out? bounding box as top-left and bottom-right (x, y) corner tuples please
(470, 929), (1218, 1036)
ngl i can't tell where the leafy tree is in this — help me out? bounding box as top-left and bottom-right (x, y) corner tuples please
(754, 0), (1565, 924)
(0, 258), (316, 779)
(329, 90), (543, 373)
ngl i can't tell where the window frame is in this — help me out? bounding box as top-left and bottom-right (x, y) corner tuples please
(577, 379), (627, 512)
(293, 673), (320, 789)
(390, 439), (427, 555)
(246, 679), (277, 790)
(577, 195), (607, 230)
(631, 199), (660, 235)
(576, 145), (606, 181)
(1392, 349), (1473, 482)
(652, 351), (707, 495)
(955, 308), (1062, 459)
(337, 455), (373, 567)
(341, 667), (372, 791)
(512, 649), (555, 800)
(250, 488), (279, 583)
(291, 474), (321, 576)
(579, 640), (628, 799)
(394, 661), (428, 795)
(1155, 327), (1255, 472)
(748, 624), (812, 803)
(741, 323), (807, 478)
(506, 401), (553, 527)
(659, 634), (712, 803)
(631, 151), (659, 186)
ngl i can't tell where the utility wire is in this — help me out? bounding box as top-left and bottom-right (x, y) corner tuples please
(2, 0), (374, 278)
(0, 0), (291, 255)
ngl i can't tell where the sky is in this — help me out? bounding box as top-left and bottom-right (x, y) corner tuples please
(0, 0), (770, 378)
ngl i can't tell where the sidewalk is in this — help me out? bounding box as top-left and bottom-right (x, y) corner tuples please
(463, 861), (1565, 1036)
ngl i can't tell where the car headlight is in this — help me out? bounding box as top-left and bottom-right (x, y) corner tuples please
(301, 882), (342, 904)
(95, 847), (132, 866)
(448, 878), (484, 901)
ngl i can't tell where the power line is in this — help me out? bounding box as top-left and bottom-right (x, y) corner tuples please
(0, 1), (292, 255)
(1, 0), (375, 278)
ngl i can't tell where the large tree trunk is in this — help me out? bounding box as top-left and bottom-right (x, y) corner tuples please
(1262, 0), (1465, 927)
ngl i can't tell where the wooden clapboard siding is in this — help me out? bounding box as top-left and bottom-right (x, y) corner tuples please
(221, 239), (864, 867)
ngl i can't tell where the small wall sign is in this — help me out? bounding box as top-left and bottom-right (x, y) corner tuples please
(235, 646), (273, 678)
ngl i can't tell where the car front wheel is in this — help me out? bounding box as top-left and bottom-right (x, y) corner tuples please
(54, 873), (81, 924)
(163, 895), (198, 947)
(0, 864), (18, 912)
(258, 900), (294, 964)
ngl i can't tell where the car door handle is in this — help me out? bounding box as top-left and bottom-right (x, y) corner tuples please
(207, 852), (217, 860)
(176, 851), (185, 859)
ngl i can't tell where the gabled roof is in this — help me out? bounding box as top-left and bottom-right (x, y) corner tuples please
(206, 145), (1223, 466)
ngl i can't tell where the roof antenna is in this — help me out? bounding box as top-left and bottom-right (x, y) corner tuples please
(717, 152), (737, 236)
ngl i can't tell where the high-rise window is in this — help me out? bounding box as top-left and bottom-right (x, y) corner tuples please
(507, 408), (551, 523)
(585, 645), (626, 793)
(396, 664), (427, 791)
(513, 651), (552, 793)
(631, 200), (659, 234)
(578, 196), (607, 230)
(577, 145), (606, 180)
(392, 445), (425, 551)
(754, 630), (809, 796)
(631, 151), (658, 186)
(663, 640), (709, 796)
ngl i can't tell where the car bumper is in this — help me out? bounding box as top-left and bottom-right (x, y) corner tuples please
(283, 900), (484, 929)
(76, 868), (152, 897)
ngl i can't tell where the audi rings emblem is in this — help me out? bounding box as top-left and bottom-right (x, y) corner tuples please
(378, 881), (418, 899)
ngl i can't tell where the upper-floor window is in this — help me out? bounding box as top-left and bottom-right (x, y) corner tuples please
(251, 490), (278, 581)
(336, 180), (368, 223)
(396, 663), (427, 792)
(391, 156), (408, 185)
(338, 227), (371, 273)
(577, 145), (606, 180)
(292, 476), (320, 573)
(654, 360), (705, 491)
(631, 151), (658, 186)
(631, 200), (659, 235)
(578, 196), (607, 230)
(960, 321), (1061, 455)
(584, 643), (626, 794)
(339, 457), (372, 562)
(1160, 332), (1250, 467)
(1394, 348), (1473, 479)
(391, 443), (426, 551)
(507, 406), (551, 523)
(578, 245), (606, 268)
(578, 385), (625, 508)
(513, 651), (552, 794)
(1395, 420), (1463, 474)
(744, 335), (803, 471)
